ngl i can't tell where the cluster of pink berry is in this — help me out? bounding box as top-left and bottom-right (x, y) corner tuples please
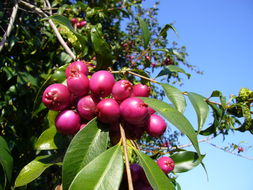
(42, 61), (167, 140)
(70, 18), (87, 28)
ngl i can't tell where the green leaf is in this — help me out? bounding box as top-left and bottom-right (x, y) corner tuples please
(171, 151), (204, 173)
(140, 97), (201, 158)
(91, 25), (114, 70)
(159, 24), (178, 39)
(62, 118), (109, 190)
(166, 65), (191, 79)
(0, 136), (13, 187)
(34, 127), (65, 150)
(15, 154), (59, 187)
(137, 17), (151, 49)
(69, 145), (123, 190)
(134, 149), (175, 190)
(161, 83), (186, 113)
(187, 92), (209, 133)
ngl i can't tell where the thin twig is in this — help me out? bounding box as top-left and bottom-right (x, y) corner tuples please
(128, 70), (159, 84)
(0, 0), (19, 53)
(119, 124), (134, 190)
(20, 0), (76, 60)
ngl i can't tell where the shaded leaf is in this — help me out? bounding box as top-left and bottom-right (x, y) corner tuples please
(159, 24), (178, 39)
(62, 118), (109, 190)
(134, 149), (175, 190)
(166, 65), (190, 79)
(140, 97), (201, 158)
(15, 154), (59, 187)
(161, 83), (186, 113)
(187, 92), (209, 133)
(171, 151), (204, 173)
(69, 145), (123, 190)
(137, 17), (151, 49)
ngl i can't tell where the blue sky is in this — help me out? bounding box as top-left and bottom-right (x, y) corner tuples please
(143, 0), (253, 189)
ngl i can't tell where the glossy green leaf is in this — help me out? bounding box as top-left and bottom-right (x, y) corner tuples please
(91, 25), (114, 70)
(140, 97), (201, 158)
(15, 154), (59, 187)
(161, 83), (186, 113)
(62, 118), (109, 190)
(34, 127), (65, 150)
(137, 17), (151, 49)
(47, 110), (59, 127)
(0, 136), (13, 187)
(187, 92), (209, 133)
(69, 145), (123, 190)
(171, 151), (204, 173)
(134, 149), (175, 190)
(159, 24), (178, 39)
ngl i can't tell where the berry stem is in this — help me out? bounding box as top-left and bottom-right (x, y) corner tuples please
(119, 123), (134, 190)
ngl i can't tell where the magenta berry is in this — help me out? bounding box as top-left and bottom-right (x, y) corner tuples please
(55, 110), (81, 135)
(146, 114), (167, 137)
(65, 61), (89, 77)
(79, 20), (87, 27)
(77, 95), (100, 121)
(132, 84), (150, 97)
(89, 70), (115, 97)
(112, 80), (133, 101)
(97, 98), (120, 123)
(42, 83), (70, 111)
(67, 73), (89, 97)
(120, 97), (148, 125)
(80, 123), (87, 130)
(70, 18), (78, 25)
(147, 107), (156, 115)
(157, 156), (175, 174)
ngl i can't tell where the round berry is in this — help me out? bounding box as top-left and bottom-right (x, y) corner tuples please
(55, 110), (81, 135)
(89, 70), (115, 97)
(67, 73), (89, 97)
(42, 83), (70, 111)
(157, 156), (175, 174)
(112, 80), (133, 101)
(132, 84), (150, 97)
(146, 114), (167, 137)
(97, 98), (120, 123)
(65, 61), (89, 77)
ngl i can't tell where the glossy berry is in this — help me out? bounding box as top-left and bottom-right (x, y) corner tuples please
(112, 80), (133, 101)
(146, 114), (167, 137)
(120, 97), (148, 125)
(80, 123), (87, 130)
(55, 110), (81, 135)
(147, 107), (156, 115)
(97, 98), (120, 123)
(67, 73), (89, 97)
(42, 83), (70, 111)
(130, 163), (143, 182)
(65, 61), (89, 77)
(89, 70), (115, 97)
(79, 20), (87, 27)
(77, 95), (100, 121)
(132, 84), (150, 97)
(157, 156), (175, 174)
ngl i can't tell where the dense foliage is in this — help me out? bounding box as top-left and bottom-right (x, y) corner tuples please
(0, 0), (252, 190)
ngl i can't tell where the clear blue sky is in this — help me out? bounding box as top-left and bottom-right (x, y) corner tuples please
(143, 0), (253, 190)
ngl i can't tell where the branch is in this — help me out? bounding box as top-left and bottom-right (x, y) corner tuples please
(119, 124), (134, 190)
(20, 0), (76, 60)
(127, 70), (159, 84)
(0, 0), (20, 53)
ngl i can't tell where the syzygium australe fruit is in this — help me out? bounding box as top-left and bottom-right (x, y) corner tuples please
(112, 80), (133, 101)
(67, 73), (89, 97)
(157, 156), (175, 174)
(132, 84), (150, 97)
(146, 114), (167, 137)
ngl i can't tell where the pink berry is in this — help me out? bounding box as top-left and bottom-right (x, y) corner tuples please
(97, 98), (120, 123)
(55, 110), (81, 135)
(147, 107), (156, 115)
(112, 80), (133, 101)
(65, 61), (89, 77)
(80, 123), (87, 130)
(120, 97), (148, 125)
(77, 95), (100, 121)
(42, 83), (70, 111)
(67, 73), (89, 97)
(132, 84), (150, 97)
(89, 70), (115, 97)
(157, 156), (175, 174)
(146, 114), (167, 137)
(79, 20), (87, 27)
(70, 18), (78, 25)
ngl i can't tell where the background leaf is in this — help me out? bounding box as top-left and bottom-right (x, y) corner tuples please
(161, 83), (186, 113)
(137, 17), (151, 49)
(134, 149), (175, 190)
(171, 151), (204, 173)
(69, 145), (123, 190)
(187, 92), (209, 133)
(62, 118), (109, 190)
(140, 97), (201, 158)
(159, 24), (178, 39)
